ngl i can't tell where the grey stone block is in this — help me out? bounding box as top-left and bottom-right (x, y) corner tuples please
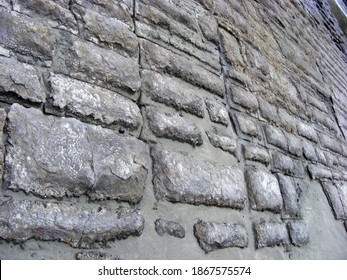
(254, 221), (289, 248)
(194, 220), (248, 253)
(151, 145), (247, 209)
(146, 107), (203, 146)
(245, 166), (283, 213)
(308, 164), (332, 180)
(71, 5), (138, 57)
(276, 174), (302, 219)
(321, 182), (347, 220)
(235, 113), (261, 138)
(264, 125), (287, 151)
(230, 86), (258, 112)
(206, 128), (237, 155)
(219, 28), (244, 68)
(243, 143), (271, 164)
(258, 99), (278, 124)
(154, 219), (185, 238)
(205, 98), (229, 126)
(140, 39), (224, 97)
(316, 148), (327, 165)
(319, 134), (342, 154)
(141, 70), (204, 118)
(297, 122), (318, 143)
(272, 151), (304, 177)
(0, 10), (56, 60)
(287, 222), (309, 247)
(303, 141), (318, 161)
(5, 104), (149, 203)
(0, 199), (144, 248)
(0, 56), (44, 103)
(287, 134), (303, 157)
(278, 108), (296, 133)
(49, 73), (142, 131)
(60, 40), (141, 97)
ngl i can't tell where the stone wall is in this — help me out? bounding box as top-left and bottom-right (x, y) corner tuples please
(0, 0), (347, 259)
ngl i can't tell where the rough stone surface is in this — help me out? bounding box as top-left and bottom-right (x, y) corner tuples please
(297, 122), (318, 143)
(206, 128), (237, 155)
(230, 86), (258, 112)
(254, 221), (290, 248)
(205, 98), (229, 126)
(75, 251), (108, 260)
(287, 222), (309, 247)
(194, 220), (248, 253)
(245, 166), (283, 213)
(154, 219), (185, 239)
(287, 134), (303, 157)
(272, 151), (305, 177)
(243, 143), (271, 164)
(303, 141), (318, 162)
(322, 182), (347, 220)
(49, 74), (142, 131)
(141, 70), (204, 118)
(146, 107), (203, 146)
(0, 10), (56, 60)
(151, 145), (247, 209)
(0, 199), (144, 248)
(4, 104), (149, 203)
(0, 56), (44, 103)
(264, 125), (288, 151)
(319, 134), (342, 154)
(58, 40), (141, 97)
(276, 174), (302, 219)
(308, 164), (333, 180)
(234, 113), (261, 138)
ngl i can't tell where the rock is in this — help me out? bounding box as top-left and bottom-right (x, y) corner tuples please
(254, 221), (289, 248)
(308, 164), (332, 180)
(49, 73), (142, 131)
(4, 104), (149, 203)
(0, 10), (56, 60)
(303, 141), (318, 161)
(0, 56), (44, 103)
(139, 39), (224, 97)
(234, 113), (261, 138)
(0, 199), (144, 248)
(243, 143), (271, 164)
(276, 174), (302, 219)
(57, 40), (141, 98)
(258, 99), (278, 124)
(146, 107), (203, 146)
(205, 98), (229, 126)
(245, 166), (283, 213)
(206, 128), (237, 155)
(194, 220), (248, 253)
(272, 151), (304, 177)
(151, 145), (247, 209)
(321, 182), (347, 220)
(319, 133), (342, 154)
(141, 70), (204, 117)
(0, 109), (6, 187)
(154, 219), (185, 238)
(278, 108), (296, 133)
(297, 121), (318, 143)
(286, 134), (303, 157)
(287, 222), (309, 247)
(75, 251), (108, 260)
(219, 28), (244, 68)
(229, 86), (258, 112)
(264, 125), (287, 151)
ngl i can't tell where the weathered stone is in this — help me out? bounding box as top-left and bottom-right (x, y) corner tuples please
(278, 108), (296, 133)
(13, 0), (78, 34)
(198, 14), (219, 43)
(287, 222), (309, 247)
(243, 143), (271, 164)
(154, 219), (185, 238)
(324, 152), (339, 167)
(0, 109), (6, 187)
(0, 0), (11, 9)
(219, 28), (244, 68)
(308, 164), (332, 180)
(321, 182), (347, 220)
(151, 145), (247, 209)
(205, 98), (229, 126)
(303, 141), (318, 161)
(75, 251), (108, 260)
(140, 39), (224, 97)
(254, 221), (289, 248)
(276, 174), (302, 219)
(0, 199), (144, 248)
(264, 125), (287, 151)
(146, 107), (203, 146)
(49, 74), (142, 131)
(258, 99), (278, 124)
(230, 86), (258, 112)
(71, 5), (138, 57)
(206, 128), (237, 155)
(59, 40), (141, 98)
(272, 151), (304, 177)
(245, 166), (283, 213)
(5, 104), (149, 203)
(194, 220), (248, 253)
(319, 134), (342, 154)
(0, 56), (44, 103)
(286, 134), (303, 157)
(235, 113), (261, 138)
(141, 70), (204, 118)
(0, 10), (56, 60)
(297, 122), (318, 143)
(316, 148), (327, 165)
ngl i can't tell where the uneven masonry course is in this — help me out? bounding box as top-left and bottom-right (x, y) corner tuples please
(0, 0), (347, 259)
